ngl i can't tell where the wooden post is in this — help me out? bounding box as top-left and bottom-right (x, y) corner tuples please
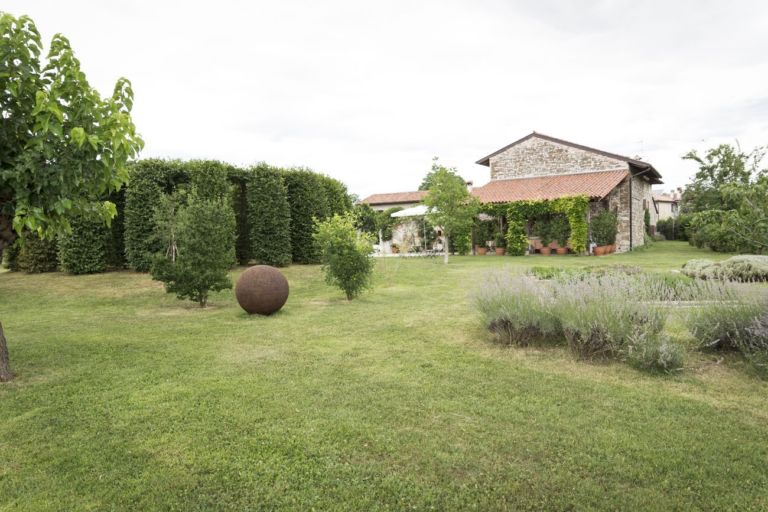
(0, 322), (11, 382)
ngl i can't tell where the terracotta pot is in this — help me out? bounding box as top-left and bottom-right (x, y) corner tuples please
(539, 247), (552, 256)
(495, 247), (506, 256)
(594, 246), (606, 256)
(555, 247), (568, 255)
(476, 247), (488, 256)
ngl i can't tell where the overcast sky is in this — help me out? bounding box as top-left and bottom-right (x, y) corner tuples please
(7, 1), (768, 197)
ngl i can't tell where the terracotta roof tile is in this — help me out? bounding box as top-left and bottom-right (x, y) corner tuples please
(472, 170), (629, 203)
(361, 190), (427, 205)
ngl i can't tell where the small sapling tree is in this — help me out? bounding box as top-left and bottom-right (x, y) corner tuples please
(151, 189), (236, 307)
(314, 214), (375, 300)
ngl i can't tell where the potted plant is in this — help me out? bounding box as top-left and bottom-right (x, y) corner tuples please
(590, 210), (617, 256)
(391, 243), (400, 254)
(550, 215), (571, 255)
(494, 233), (506, 255)
(534, 218), (552, 255)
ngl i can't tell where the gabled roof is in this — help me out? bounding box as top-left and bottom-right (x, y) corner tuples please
(361, 190), (427, 205)
(471, 169), (629, 204)
(475, 132), (663, 184)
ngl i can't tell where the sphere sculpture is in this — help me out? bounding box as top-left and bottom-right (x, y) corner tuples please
(235, 265), (289, 315)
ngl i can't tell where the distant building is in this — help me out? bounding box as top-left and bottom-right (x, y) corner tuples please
(651, 190), (681, 223)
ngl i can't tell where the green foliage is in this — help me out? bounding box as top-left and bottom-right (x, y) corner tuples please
(124, 160), (172, 271)
(423, 159), (478, 263)
(314, 214), (375, 300)
(680, 144), (768, 253)
(352, 203), (378, 236)
(58, 215), (108, 274)
(2, 241), (20, 271)
(0, 13), (143, 252)
(284, 169), (330, 264)
(473, 219), (494, 247)
(377, 207), (403, 241)
(644, 208), (651, 235)
(231, 178), (251, 264)
(745, 313), (768, 378)
(506, 196), (590, 253)
(682, 255), (768, 282)
(685, 289), (764, 351)
(319, 175), (352, 216)
(247, 164), (292, 267)
(17, 232), (58, 273)
(151, 189), (236, 306)
(418, 163), (466, 191)
(656, 217), (688, 241)
(532, 217), (552, 245)
(549, 215), (571, 247)
(105, 188), (126, 268)
(590, 210), (618, 246)
(505, 221), (528, 256)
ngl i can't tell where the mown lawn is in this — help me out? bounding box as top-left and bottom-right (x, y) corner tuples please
(1, 241), (766, 510)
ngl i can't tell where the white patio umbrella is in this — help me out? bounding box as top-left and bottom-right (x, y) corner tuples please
(390, 205), (433, 250)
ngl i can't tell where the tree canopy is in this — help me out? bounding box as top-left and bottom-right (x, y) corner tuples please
(0, 12), (143, 253)
(423, 159), (478, 263)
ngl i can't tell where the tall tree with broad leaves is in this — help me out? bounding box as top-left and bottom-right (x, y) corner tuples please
(423, 158), (478, 264)
(0, 13), (143, 381)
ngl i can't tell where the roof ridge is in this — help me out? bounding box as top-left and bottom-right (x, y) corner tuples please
(475, 169), (628, 186)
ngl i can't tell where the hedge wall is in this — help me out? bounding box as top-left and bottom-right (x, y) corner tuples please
(58, 215), (109, 274)
(231, 176), (251, 264)
(284, 168), (331, 264)
(106, 187), (127, 268)
(124, 160), (171, 271)
(247, 164), (292, 267)
(17, 233), (59, 273)
(319, 175), (352, 217)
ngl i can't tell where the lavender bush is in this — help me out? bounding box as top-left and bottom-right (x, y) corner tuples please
(744, 313), (768, 377)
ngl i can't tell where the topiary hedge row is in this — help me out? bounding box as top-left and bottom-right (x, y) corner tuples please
(247, 164), (292, 267)
(5, 159), (350, 274)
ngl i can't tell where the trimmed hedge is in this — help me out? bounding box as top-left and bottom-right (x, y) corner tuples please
(247, 164), (292, 267)
(58, 215), (109, 274)
(284, 168), (330, 264)
(319, 175), (352, 217)
(106, 187), (127, 268)
(232, 177), (251, 264)
(17, 233), (59, 273)
(124, 160), (171, 271)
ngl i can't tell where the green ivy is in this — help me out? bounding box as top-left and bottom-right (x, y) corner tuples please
(505, 220), (528, 255)
(506, 195), (590, 254)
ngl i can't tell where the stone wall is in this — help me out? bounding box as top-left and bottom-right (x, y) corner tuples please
(489, 136), (628, 180)
(598, 175), (652, 252)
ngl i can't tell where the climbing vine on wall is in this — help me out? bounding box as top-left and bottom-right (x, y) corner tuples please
(505, 195), (590, 254)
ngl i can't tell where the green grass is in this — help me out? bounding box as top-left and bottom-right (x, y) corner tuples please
(1, 242), (765, 510)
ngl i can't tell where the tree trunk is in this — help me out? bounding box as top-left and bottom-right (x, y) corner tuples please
(0, 322), (12, 383)
(443, 234), (449, 264)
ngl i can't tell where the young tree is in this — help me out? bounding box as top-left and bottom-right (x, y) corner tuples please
(423, 159), (478, 264)
(0, 13), (142, 381)
(151, 189), (236, 307)
(314, 214), (375, 300)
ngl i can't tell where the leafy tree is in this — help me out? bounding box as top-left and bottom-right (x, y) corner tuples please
(0, 13), (142, 382)
(314, 214), (375, 300)
(419, 161), (467, 191)
(247, 164), (292, 267)
(681, 143), (767, 253)
(423, 159), (478, 263)
(353, 203), (378, 236)
(681, 144), (762, 213)
(151, 188), (236, 307)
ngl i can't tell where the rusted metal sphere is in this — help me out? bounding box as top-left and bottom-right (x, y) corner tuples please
(235, 265), (289, 315)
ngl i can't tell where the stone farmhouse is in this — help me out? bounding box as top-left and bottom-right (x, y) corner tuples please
(361, 132), (663, 253)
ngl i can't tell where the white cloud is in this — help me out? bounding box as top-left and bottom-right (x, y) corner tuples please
(6, 0), (768, 196)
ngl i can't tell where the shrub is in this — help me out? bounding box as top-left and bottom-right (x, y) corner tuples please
(17, 233), (58, 273)
(549, 214), (571, 247)
(624, 332), (685, 373)
(124, 160), (170, 271)
(314, 214), (375, 300)
(232, 177), (251, 265)
(554, 273), (666, 359)
(590, 210), (618, 246)
(682, 255), (768, 282)
(473, 273), (561, 346)
(685, 286), (764, 351)
(2, 241), (20, 271)
(319, 175), (352, 217)
(247, 165), (292, 267)
(151, 189), (236, 307)
(744, 313), (768, 377)
(58, 216), (109, 274)
(284, 169), (330, 263)
(505, 221), (528, 256)
(105, 187), (127, 268)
